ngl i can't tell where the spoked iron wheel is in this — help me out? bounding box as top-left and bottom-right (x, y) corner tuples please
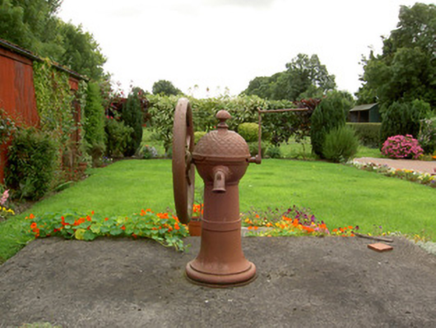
(172, 98), (195, 224)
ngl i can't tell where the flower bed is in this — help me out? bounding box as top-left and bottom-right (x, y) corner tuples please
(241, 206), (357, 237)
(352, 161), (436, 188)
(23, 209), (189, 251)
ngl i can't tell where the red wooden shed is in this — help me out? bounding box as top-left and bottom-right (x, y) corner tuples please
(0, 38), (87, 182)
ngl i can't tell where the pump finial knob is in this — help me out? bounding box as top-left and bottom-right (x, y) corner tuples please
(216, 110), (231, 129)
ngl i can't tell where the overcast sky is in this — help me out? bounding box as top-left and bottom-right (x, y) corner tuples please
(57, 0), (433, 98)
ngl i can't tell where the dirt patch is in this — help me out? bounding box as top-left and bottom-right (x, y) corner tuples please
(1, 236), (435, 327)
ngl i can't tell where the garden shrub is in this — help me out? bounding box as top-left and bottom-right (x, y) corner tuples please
(136, 145), (158, 159)
(310, 91), (349, 158)
(381, 134), (423, 159)
(322, 125), (359, 163)
(194, 131), (207, 145)
(418, 117), (436, 154)
(266, 145), (282, 158)
(84, 82), (106, 165)
(6, 128), (57, 200)
(347, 123), (381, 148)
(380, 99), (430, 144)
(105, 119), (133, 157)
(247, 141), (267, 157)
(238, 123), (259, 142)
(121, 89), (143, 156)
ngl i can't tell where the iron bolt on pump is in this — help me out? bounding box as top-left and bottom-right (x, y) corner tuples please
(172, 98), (261, 287)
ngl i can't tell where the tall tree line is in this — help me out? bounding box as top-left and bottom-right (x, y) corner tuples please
(242, 53), (337, 101)
(0, 0), (106, 80)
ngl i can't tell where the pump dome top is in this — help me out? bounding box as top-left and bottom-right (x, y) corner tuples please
(192, 110), (250, 161)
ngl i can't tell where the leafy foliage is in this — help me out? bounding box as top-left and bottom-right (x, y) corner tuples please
(0, 0), (106, 80)
(120, 88), (144, 156)
(238, 123), (259, 142)
(242, 53), (336, 101)
(310, 91), (350, 157)
(357, 3), (436, 108)
(58, 22), (106, 80)
(347, 123), (381, 148)
(84, 82), (106, 165)
(152, 80), (182, 96)
(33, 59), (76, 148)
(23, 209), (190, 251)
(0, 108), (17, 144)
(380, 99), (430, 142)
(418, 117), (436, 154)
(147, 94), (301, 152)
(194, 131), (207, 145)
(322, 125), (359, 163)
(5, 128), (57, 200)
(104, 119), (133, 157)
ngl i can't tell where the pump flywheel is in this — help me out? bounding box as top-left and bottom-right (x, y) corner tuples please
(172, 98), (195, 224)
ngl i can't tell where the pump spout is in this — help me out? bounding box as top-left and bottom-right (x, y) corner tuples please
(212, 167), (228, 193)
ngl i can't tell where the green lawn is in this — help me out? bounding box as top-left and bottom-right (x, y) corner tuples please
(1, 159), (434, 263)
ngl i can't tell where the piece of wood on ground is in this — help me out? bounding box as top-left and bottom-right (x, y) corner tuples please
(367, 243), (394, 252)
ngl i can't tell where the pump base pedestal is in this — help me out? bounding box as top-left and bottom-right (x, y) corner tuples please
(186, 261), (256, 287)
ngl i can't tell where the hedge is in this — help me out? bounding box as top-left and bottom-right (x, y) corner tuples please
(347, 123), (381, 148)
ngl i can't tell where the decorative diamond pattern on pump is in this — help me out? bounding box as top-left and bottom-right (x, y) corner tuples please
(193, 130), (250, 159)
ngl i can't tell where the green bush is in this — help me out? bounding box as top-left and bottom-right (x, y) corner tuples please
(266, 145), (282, 158)
(136, 145), (158, 159)
(347, 123), (381, 148)
(247, 141), (267, 157)
(322, 125), (359, 163)
(105, 119), (134, 157)
(194, 131), (207, 145)
(310, 91), (349, 157)
(380, 99), (430, 143)
(121, 89), (143, 156)
(84, 82), (106, 166)
(418, 117), (436, 154)
(5, 128), (57, 200)
(238, 123), (259, 142)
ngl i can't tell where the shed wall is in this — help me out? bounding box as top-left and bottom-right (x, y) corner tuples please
(0, 48), (40, 181)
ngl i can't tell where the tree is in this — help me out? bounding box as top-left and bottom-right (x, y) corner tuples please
(84, 82), (106, 165)
(0, 0), (64, 57)
(380, 99), (430, 142)
(59, 22), (106, 80)
(0, 0), (106, 80)
(356, 3), (436, 108)
(152, 80), (182, 96)
(242, 53), (336, 101)
(121, 88), (144, 156)
(310, 91), (350, 158)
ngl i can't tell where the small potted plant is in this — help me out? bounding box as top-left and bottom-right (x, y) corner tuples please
(189, 203), (203, 237)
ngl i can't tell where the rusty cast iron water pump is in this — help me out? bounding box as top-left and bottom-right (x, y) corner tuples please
(172, 98), (261, 287)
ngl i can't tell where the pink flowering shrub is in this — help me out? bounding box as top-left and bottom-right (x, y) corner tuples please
(381, 134), (423, 159)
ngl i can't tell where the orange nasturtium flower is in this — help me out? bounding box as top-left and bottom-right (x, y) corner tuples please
(29, 213), (35, 220)
(30, 222), (37, 229)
